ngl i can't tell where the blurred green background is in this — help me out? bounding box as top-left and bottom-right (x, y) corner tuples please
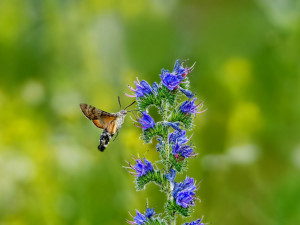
(1, 0), (300, 224)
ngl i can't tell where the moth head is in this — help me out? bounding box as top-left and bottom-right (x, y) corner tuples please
(120, 109), (128, 115)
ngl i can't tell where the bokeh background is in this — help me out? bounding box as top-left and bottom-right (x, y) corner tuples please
(1, 0), (300, 224)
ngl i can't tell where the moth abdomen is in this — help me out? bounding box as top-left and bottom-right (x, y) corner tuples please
(98, 129), (114, 152)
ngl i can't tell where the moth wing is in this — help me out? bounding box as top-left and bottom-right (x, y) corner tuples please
(106, 120), (117, 134)
(80, 103), (117, 129)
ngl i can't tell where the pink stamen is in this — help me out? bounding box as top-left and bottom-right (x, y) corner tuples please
(187, 133), (193, 142)
(136, 77), (141, 85)
(129, 116), (138, 123)
(196, 102), (203, 108)
(189, 62), (196, 71)
(131, 155), (138, 161)
(141, 120), (152, 125)
(195, 109), (207, 114)
(128, 85), (136, 92)
(124, 92), (136, 98)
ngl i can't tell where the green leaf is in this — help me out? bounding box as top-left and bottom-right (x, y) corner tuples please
(166, 200), (192, 217)
(136, 83), (178, 112)
(169, 109), (193, 130)
(145, 218), (168, 225)
(157, 85), (177, 107)
(136, 170), (168, 191)
(179, 77), (190, 90)
(142, 122), (168, 143)
(169, 154), (187, 173)
(137, 93), (161, 112)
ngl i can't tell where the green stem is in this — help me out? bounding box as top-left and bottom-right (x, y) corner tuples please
(163, 101), (176, 225)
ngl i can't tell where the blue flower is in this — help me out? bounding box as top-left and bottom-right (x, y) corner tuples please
(130, 158), (154, 177)
(156, 137), (164, 152)
(166, 168), (177, 190)
(152, 82), (159, 94)
(172, 177), (196, 198)
(183, 219), (204, 225)
(138, 111), (155, 130)
(127, 208), (155, 225)
(144, 208), (155, 218)
(173, 59), (193, 78)
(172, 143), (195, 158)
(126, 78), (152, 99)
(179, 87), (194, 99)
(176, 191), (195, 208)
(172, 177), (197, 208)
(166, 122), (181, 131)
(137, 80), (152, 97)
(160, 69), (183, 91)
(133, 210), (147, 224)
(160, 60), (195, 91)
(179, 98), (200, 115)
(169, 129), (188, 145)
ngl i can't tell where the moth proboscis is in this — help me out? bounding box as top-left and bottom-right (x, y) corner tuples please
(80, 97), (136, 152)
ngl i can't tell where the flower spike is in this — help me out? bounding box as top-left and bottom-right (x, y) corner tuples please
(125, 59), (206, 224)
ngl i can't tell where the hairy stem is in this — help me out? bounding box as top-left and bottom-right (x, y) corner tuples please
(163, 101), (176, 225)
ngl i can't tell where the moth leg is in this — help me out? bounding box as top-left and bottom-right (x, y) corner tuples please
(112, 131), (119, 141)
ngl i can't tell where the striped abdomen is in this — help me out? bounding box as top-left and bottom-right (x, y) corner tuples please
(98, 129), (114, 152)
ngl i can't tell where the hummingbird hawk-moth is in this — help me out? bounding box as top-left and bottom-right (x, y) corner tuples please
(80, 97), (136, 152)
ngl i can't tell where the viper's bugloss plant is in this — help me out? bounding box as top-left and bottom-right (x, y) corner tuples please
(125, 60), (206, 225)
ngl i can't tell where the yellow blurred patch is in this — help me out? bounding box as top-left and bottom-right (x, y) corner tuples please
(0, 1), (26, 43)
(228, 102), (262, 144)
(120, 0), (148, 18)
(121, 128), (143, 153)
(123, 68), (139, 88)
(3, 118), (36, 145)
(4, 219), (25, 225)
(222, 57), (252, 94)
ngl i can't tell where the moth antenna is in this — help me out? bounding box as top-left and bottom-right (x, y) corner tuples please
(124, 101), (136, 110)
(127, 109), (139, 112)
(118, 96), (122, 109)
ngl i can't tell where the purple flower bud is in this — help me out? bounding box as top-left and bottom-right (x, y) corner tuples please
(166, 122), (181, 131)
(126, 78), (152, 99)
(176, 191), (195, 208)
(138, 112), (155, 130)
(173, 60), (187, 75)
(156, 137), (164, 152)
(144, 208), (155, 218)
(127, 208), (155, 225)
(160, 69), (183, 91)
(172, 144), (196, 158)
(135, 80), (152, 98)
(181, 177), (197, 192)
(166, 169), (177, 190)
(152, 82), (159, 94)
(172, 177), (197, 208)
(179, 87), (194, 99)
(179, 98), (199, 115)
(173, 59), (195, 78)
(134, 210), (147, 224)
(169, 129), (188, 145)
(184, 219), (205, 225)
(131, 158), (154, 177)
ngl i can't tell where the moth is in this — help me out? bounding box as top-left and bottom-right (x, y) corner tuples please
(80, 97), (136, 152)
